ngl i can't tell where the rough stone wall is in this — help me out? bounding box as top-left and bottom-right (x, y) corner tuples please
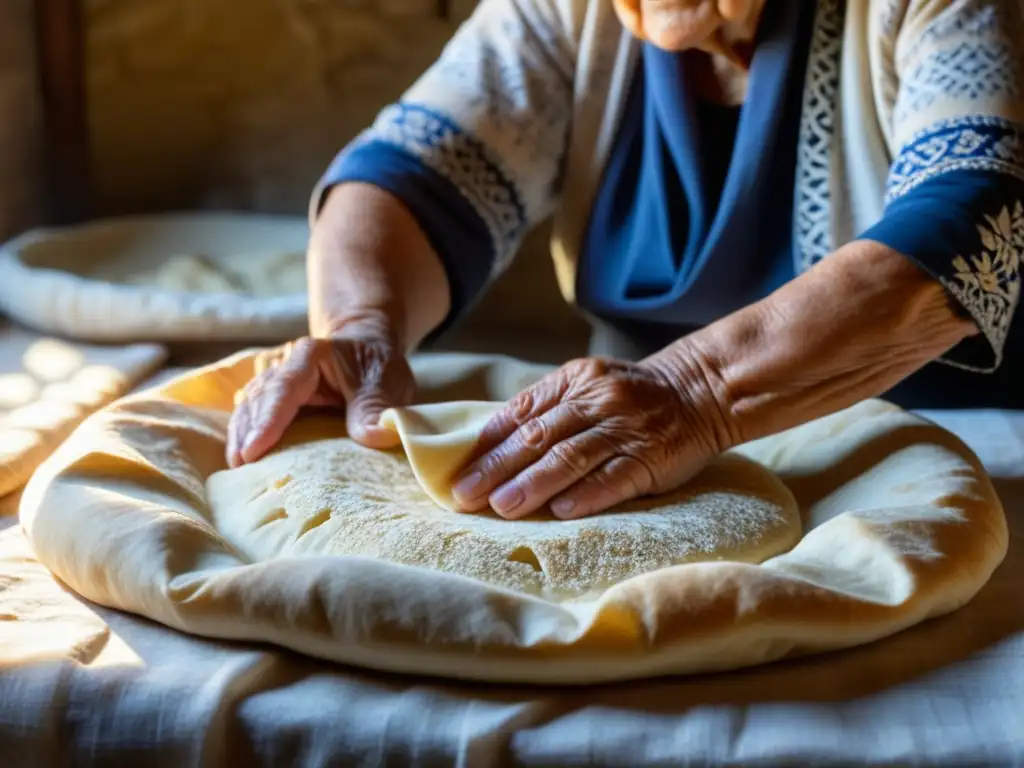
(87, 0), (456, 214)
(85, 0), (589, 347)
(0, 0), (44, 241)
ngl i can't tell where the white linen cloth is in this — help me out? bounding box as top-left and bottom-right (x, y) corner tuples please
(0, 406), (1022, 766)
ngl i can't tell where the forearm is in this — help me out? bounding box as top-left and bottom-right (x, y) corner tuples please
(651, 241), (979, 450)
(308, 182), (451, 350)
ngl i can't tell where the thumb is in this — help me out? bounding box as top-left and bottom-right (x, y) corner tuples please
(346, 384), (402, 449)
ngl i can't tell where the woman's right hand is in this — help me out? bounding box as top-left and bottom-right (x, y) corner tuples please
(225, 321), (416, 468)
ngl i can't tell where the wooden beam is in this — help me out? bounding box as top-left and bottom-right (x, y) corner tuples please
(34, 0), (90, 224)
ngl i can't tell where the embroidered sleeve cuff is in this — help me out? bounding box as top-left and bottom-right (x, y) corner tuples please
(312, 138), (497, 342)
(860, 168), (1023, 372)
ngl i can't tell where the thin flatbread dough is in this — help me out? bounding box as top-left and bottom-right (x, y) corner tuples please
(206, 404), (801, 599)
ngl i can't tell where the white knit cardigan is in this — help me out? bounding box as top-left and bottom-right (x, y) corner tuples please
(325, 0), (1024, 370)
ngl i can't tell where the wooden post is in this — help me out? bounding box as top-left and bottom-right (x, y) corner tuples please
(34, 0), (90, 224)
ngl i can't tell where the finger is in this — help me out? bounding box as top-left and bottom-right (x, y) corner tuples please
(240, 343), (320, 463)
(226, 370), (273, 466)
(345, 385), (402, 449)
(452, 402), (592, 511)
(326, 345), (413, 448)
(488, 429), (619, 520)
(226, 397), (257, 468)
(470, 374), (570, 462)
(549, 455), (656, 520)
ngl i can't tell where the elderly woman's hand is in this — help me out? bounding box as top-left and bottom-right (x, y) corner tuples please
(226, 321), (415, 468)
(450, 353), (730, 520)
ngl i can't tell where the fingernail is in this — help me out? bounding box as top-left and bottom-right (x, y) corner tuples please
(241, 429), (263, 459)
(551, 499), (575, 519)
(452, 471), (483, 502)
(490, 483), (524, 516)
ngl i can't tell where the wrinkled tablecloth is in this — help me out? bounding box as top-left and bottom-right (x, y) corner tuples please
(1, 395), (1022, 766)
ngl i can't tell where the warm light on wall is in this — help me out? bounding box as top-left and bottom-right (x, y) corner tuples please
(0, 338), (129, 499)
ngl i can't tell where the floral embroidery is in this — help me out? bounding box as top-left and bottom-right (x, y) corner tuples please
(887, 116), (1024, 202)
(941, 202), (1024, 365)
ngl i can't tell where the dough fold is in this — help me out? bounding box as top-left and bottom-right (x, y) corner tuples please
(379, 401), (504, 511)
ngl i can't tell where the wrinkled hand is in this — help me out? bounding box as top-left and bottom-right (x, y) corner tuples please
(450, 356), (725, 520)
(226, 327), (415, 467)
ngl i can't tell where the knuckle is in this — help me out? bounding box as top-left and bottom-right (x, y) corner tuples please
(592, 466), (623, 495)
(352, 389), (388, 414)
(260, 372), (291, 393)
(477, 451), (510, 481)
(573, 357), (607, 379)
(293, 336), (317, 355)
(510, 390), (536, 422)
(563, 400), (591, 423)
(620, 456), (656, 496)
(549, 440), (590, 475)
(518, 417), (547, 449)
(606, 378), (634, 401)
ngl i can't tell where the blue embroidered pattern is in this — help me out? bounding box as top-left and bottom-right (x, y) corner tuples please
(793, 0), (845, 271)
(918, 0), (1011, 42)
(430, 39), (573, 172)
(895, 40), (1021, 126)
(887, 115), (1024, 202)
(357, 103), (528, 260)
(883, 115), (1024, 369)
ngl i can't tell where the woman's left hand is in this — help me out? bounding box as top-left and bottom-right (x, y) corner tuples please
(450, 355), (730, 520)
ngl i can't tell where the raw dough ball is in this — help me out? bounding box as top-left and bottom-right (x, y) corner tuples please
(252, 251), (307, 296)
(135, 253), (243, 294)
(206, 414), (801, 600)
(129, 251), (306, 296)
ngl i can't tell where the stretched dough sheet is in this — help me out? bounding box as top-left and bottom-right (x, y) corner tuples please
(18, 350), (1008, 684)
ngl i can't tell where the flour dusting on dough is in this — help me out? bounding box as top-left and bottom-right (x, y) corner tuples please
(207, 421), (801, 600)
